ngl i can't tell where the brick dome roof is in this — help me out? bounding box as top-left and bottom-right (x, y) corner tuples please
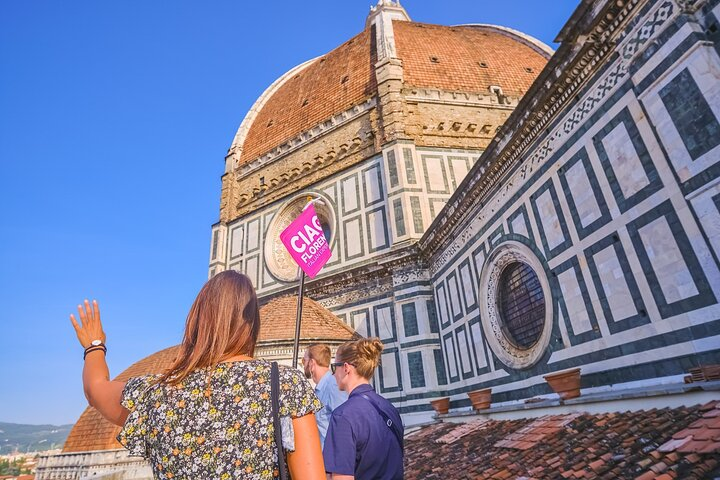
(63, 297), (355, 453)
(393, 22), (550, 96)
(63, 345), (180, 453)
(232, 21), (550, 168)
(258, 295), (359, 343)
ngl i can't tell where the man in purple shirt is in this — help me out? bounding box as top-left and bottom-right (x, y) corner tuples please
(323, 338), (403, 480)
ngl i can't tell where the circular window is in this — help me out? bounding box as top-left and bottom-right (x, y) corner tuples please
(497, 262), (546, 349)
(264, 193), (336, 282)
(478, 241), (552, 369)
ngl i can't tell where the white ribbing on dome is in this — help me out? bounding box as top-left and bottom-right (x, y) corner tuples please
(365, 0), (411, 62)
(456, 23), (555, 59)
(226, 57), (319, 173)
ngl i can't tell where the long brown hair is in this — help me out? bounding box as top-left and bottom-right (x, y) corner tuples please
(335, 337), (383, 380)
(160, 271), (260, 385)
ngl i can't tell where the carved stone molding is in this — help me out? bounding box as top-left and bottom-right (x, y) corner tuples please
(403, 87), (519, 108)
(235, 98), (377, 178)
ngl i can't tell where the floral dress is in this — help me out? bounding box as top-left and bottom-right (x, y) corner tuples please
(117, 359), (322, 480)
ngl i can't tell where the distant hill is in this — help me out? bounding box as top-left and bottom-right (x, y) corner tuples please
(0, 422), (73, 454)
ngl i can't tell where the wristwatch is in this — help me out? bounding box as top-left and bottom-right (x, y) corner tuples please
(90, 339), (104, 347)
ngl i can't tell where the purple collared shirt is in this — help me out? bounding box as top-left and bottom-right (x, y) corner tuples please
(323, 383), (404, 480)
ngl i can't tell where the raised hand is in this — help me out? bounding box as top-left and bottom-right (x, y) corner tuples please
(70, 299), (106, 349)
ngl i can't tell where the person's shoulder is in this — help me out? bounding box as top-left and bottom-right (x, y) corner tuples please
(125, 374), (160, 392)
(332, 393), (366, 417)
(121, 374), (161, 409)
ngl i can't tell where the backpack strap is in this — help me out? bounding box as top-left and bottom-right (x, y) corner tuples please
(271, 362), (289, 480)
(360, 393), (404, 453)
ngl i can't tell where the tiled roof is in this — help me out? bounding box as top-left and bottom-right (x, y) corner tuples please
(63, 346), (180, 453)
(239, 28), (376, 165)
(258, 295), (358, 343)
(405, 402), (720, 479)
(393, 22), (548, 97)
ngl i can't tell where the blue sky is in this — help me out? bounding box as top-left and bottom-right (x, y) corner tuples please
(0, 0), (579, 425)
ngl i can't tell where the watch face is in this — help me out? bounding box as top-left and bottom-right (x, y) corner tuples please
(91, 340), (103, 346)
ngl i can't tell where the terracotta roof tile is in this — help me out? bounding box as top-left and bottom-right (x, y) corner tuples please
(257, 295), (358, 343)
(404, 404), (720, 479)
(393, 22), (548, 96)
(660, 402), (720, 456)
(240, 29), (376, 165)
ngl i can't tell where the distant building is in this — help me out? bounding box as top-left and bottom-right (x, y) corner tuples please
(39, 0), (720, 478)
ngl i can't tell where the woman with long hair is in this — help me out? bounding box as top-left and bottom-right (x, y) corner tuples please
(323, 338), (404, 480)
(70, 271), (325, 479)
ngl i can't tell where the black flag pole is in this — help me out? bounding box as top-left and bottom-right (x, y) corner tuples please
(292, 269), (306, 369)
(291, 196), (319, 369)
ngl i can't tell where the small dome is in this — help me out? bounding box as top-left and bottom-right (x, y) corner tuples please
(258, 295), (359, 343)
(63, 346), (180, 453)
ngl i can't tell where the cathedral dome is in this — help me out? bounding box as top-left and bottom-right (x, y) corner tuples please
(231, 15), (552, 169)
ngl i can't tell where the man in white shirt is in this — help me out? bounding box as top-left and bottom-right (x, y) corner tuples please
(302, 344), (348, 448)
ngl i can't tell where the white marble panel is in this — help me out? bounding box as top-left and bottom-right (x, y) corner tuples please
(444, 336), (458, 378)
(473, 249), (486, 280)
(342, 176), (359, 213)
(451, 158), (469, 185)
(690, 182), (720, 261)
(364, 167), (382, 204)
(510, 214), (529, 237)
(469, 322), (487, 369)
(557, 267), (593, 334)
(593, 244), (638, 321)
(247, 218), (260, 251)
(245, 256), (259, 288)
(375, 306), (394, 340)
(230, 226), (244, 258)
(601, 123), (650, 198)
(437, 285), (449, 326)
(536, 189), (565, 250)
(426, 157), (446, 191)
(351, 311), (369, 337)
(367, 209), (388, 250)
(566, 159), (602, 227)
(456, 329), (472, 374)
(638, 217), (699, 303)
(345, 218), (363, 258)
(460, 263), (475, 308)
(380, 352), (398, 389)
(447, 275), (462, 317)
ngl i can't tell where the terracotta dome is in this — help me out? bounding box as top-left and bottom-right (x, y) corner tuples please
(63, 297), (355, 453)
(257, 295), (359, 344)
(232, 20), (551, 168)
(63, 346), (180, 453)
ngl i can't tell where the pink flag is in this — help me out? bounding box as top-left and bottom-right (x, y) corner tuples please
(279, 204), (332, 278)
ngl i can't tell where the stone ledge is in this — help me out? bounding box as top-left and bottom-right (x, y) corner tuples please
(435, 380), (720, 423)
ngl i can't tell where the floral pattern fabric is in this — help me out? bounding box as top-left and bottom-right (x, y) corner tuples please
(117, 359), (322, 480)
